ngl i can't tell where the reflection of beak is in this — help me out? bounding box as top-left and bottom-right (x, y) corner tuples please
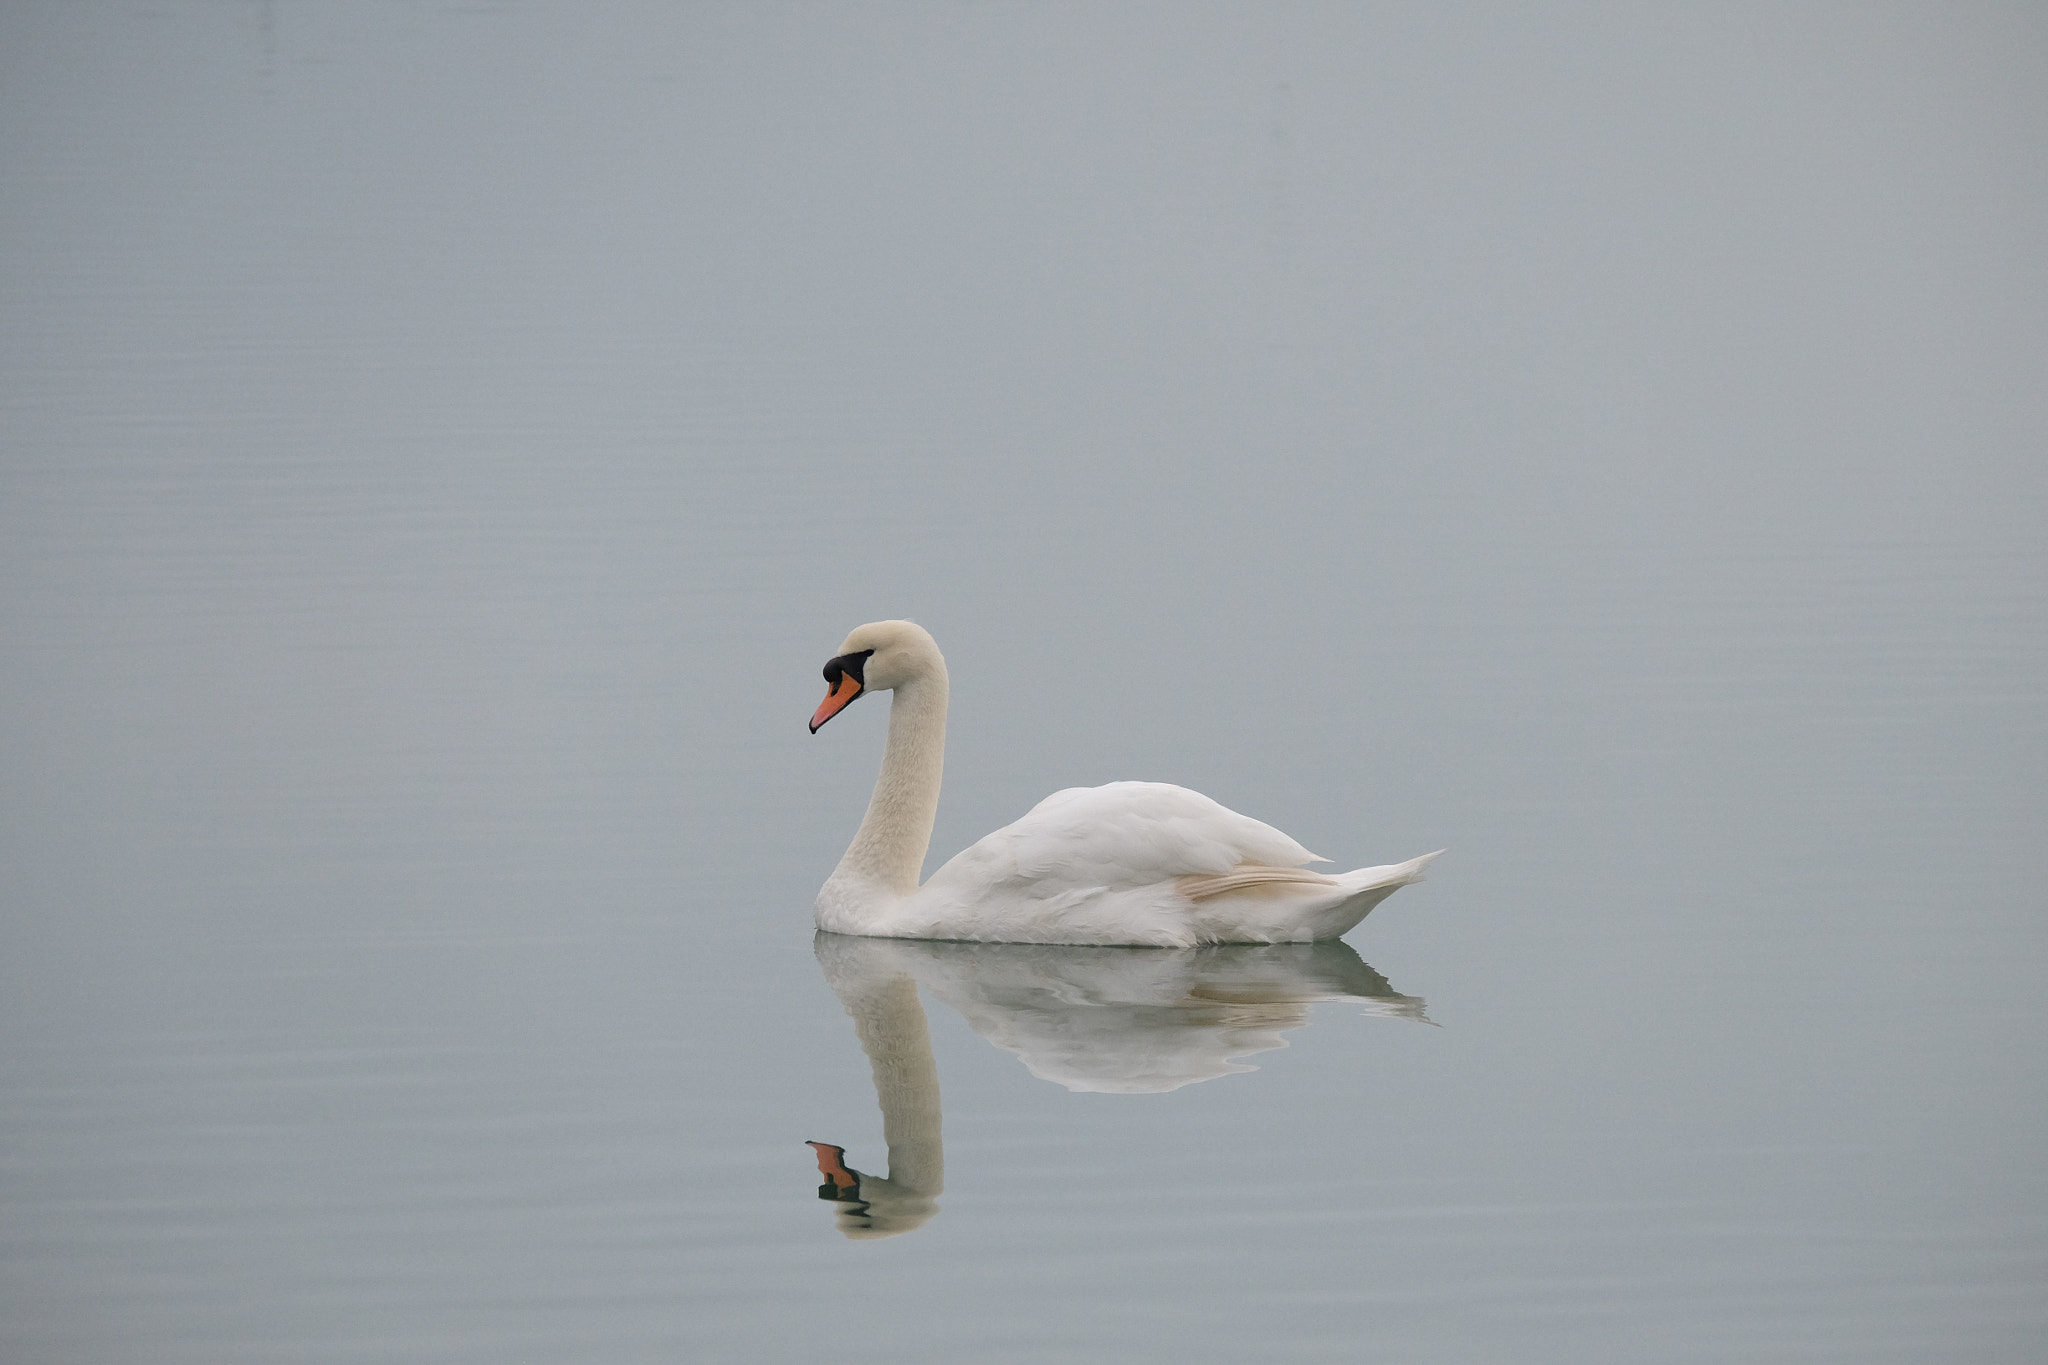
(809, 674), (863, 733)
(807, 1140), (862, 1200)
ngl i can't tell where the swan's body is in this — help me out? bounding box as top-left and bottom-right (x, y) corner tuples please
(819, 933), (1429, 1095)
(810, 621), (1438, 948)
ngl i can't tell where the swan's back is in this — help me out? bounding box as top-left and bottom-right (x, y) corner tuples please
(871, 782), (1400, 947)
(1000, 781), (1324, 883)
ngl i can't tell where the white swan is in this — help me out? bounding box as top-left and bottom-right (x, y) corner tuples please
(809, 620), (1440, 946)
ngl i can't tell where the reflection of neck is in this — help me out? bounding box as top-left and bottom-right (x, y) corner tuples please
(831, 672), (947, 900)
(844, 975), (944, 1200)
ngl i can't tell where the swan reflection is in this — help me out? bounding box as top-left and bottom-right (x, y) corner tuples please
(805, 932), (1428, 1238)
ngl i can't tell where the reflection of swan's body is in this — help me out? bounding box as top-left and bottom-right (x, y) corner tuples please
(818, 931), (1428, 1096)
(808, 621), (1441, 946)
(807, 932), (1426, 1237)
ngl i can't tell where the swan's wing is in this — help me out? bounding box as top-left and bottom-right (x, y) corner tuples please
(901, 783), (1317, 943)
(994, 782), (1326, 887)
(906, 782), (1406, 946)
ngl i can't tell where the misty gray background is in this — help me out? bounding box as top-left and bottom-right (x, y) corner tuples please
(2, 2), (2043, 1362)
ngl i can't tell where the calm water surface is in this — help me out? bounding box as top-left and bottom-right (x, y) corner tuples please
(3, 4), (2043, 1362)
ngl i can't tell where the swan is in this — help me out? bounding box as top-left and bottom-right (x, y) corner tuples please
(809, 620), (1440, 946)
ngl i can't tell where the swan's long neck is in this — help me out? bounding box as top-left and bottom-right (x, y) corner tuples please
(830, 666), (948, 902)
(846, 975), (944, 1200)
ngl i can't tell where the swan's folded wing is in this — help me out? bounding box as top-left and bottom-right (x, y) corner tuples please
(996, 782), (1325, 889)
(1175, 864), (1342, 901)
(909, 782), (1364, 945)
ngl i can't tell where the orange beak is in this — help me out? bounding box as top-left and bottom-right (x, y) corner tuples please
(809, 673), (863, 732)
(807, 1140), (861, 1199)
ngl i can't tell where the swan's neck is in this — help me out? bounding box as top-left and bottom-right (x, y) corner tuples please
(828, 669), (948, 907)
(846, 975), (943, 1199)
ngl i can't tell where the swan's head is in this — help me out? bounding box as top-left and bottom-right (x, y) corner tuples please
(805, 1140), (940, 1239)
(809, 620), (944, 733)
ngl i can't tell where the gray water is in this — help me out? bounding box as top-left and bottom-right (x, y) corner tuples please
(3, 4), (2044, 1362)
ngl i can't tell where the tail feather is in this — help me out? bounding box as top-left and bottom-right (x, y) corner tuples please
(1336, 849), (1444, 894)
